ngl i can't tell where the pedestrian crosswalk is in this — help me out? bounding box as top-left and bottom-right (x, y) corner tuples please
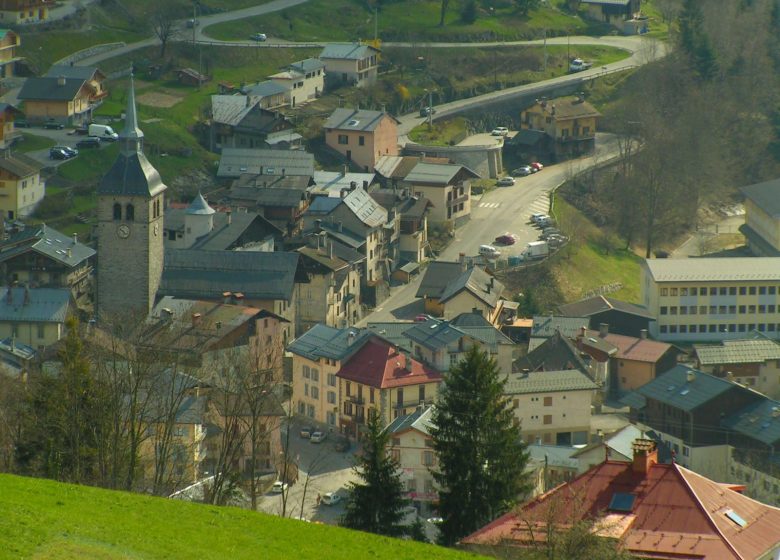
(479, 202), (501, 209)
(476, 194), (550, 214)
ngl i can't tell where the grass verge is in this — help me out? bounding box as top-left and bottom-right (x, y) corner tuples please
(15, 133), (55, 153)
(0, 473), (482, 560)
(409, 117), (470, 146)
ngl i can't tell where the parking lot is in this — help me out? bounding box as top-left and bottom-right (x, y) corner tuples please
(16, 125), (113, 167)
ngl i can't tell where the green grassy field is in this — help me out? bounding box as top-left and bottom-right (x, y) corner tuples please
(14, 133), (55, 153)
(0, 474), (482, 560)
(204, 0), (588, 43)
(550, 195), (642, 303)
(409, 117), (470, 146)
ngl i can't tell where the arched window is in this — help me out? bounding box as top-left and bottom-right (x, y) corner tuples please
(113, 203), (121, 221)
(126, 203), (135, 222)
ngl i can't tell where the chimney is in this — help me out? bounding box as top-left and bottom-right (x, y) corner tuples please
(772, 406), (780, 418)
(363, 180), (369, 191)
(599, 323), (609, 338)
(246, 95), (251, 108)
(226, 208), (232, 225)
(340, 188), (349, 198)
(686, 370), (696, 383)
(631, 439), (658, 474)
(222, 291), (232, 303)
(489, 277), (494, 288)
(191, 312), (202, 327)
(726, 371), (735, 382)
(459, 252), (467, 271)
(57, 75), (66, 86)
(66, 247), (72, 259)
(640, 329), (648, 340)
(486, 284), (491, 294)
(72, 233), (78, 245)
(329, 241), (334, 259)
(233, 292), (244, 305)
(347, 330), (356, 346)
(350, 181), (357, 191)
(580, 326), (587, 338)
(282, 168), (286, 176)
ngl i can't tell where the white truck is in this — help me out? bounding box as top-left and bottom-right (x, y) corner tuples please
(88, 124), (119, 141)
(569, 58), (593, 73)
(520, 240), (549, 261)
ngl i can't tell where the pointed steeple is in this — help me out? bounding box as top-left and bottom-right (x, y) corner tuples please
(120, 73), (144, 156)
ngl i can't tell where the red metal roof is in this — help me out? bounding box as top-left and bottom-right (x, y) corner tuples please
(462, 459), (780, 559)
(336, 337), (443, 389)
(586, 329), (672, 363)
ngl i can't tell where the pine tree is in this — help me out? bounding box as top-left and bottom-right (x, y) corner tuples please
(341, 414), (408, 537)
(431, 346), (531, 545)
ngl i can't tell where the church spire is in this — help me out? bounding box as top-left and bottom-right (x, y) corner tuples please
(120, 73), (144, 155)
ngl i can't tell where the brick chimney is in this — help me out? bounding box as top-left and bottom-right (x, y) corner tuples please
(631, 439), (658, 474)
(191, 312), (202, 327)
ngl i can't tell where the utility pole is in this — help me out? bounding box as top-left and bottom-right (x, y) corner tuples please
(543, 28), (547, 74)
(567, 30), (571, 61)
(192, 1), (197, 45)
(428, 89), (433, 128)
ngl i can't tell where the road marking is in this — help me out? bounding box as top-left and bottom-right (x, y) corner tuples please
(479, 202), (501, 208)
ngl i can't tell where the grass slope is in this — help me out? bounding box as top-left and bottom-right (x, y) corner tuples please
(204, 0), (588, 43)
(0, 474), (483, 560)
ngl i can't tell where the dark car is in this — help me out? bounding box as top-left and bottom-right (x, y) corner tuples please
(512, 166), (533, 177)
(53, 145), (78, 157)
(334, 437), (350, 452)
(44, 121), (64, 130)
(49, 147), (70, 160)
(494, 233), (517, 245)
(14, 118), (28, 128)
(419, 106), (436, 117)
(76, 136), (101, 149)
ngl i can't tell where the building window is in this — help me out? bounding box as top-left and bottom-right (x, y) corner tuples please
(304, 384), (308, 396)
(660, 325), (668, 333)
(298, 402), (306, 414)
(307, 405), (315, 418)
(690, 325), (698, 333)
(327, 391), (336, 404)
(311, 386), (319, 399)
(670, 307), (677, 315)
(729, 287), (737, 295)
(729, 305), (736, 314)
(689, 306), (697, 315)
(691, 288), (698, 296)
(670, 288), (678, 296)
(709, 305), (717, 315)
(338, 134), (348, 145)
(749, 287), (757, 295)
(759, 305), (767, 314)
(37, 324), (45, 339)
(126, 204), (135, 221)
(391, 449), (401, 462)
(661, 288), (668, 296)
(370, 388), (375, 404)
(709, 287), (717, 295)
(660, 307), (668, 315)
(449, 353), (459, 366)
(328, 373), (336, 386)
(719, 287), (727, 296)
(397, 388), (404, 405)
(543, 415), (552, 425)
(423, 450), (435, 467)
(311, 368), (319, 382)
(700, 306), (707, 314)
(760, 286), (767, 295)
(358, 135), (365, 146)
(346, 381), (351, 396)
(419, 385), (426, 402)
(303, 365), (310, 379)
(544, 396), (552, 406)
(680, 288), (688, 296)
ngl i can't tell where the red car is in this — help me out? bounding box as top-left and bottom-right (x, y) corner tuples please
(494, 233), (517, 245)
(531, 162), (544, 172)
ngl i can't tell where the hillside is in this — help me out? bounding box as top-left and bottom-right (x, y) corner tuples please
(0, 474), (484, 560)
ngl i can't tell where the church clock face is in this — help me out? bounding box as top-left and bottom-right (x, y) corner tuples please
(117, 224), (131, 239)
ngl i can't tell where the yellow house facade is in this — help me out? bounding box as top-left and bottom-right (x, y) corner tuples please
(0, 286), (70, 349)
(0, 0), (48, 24)
(18, 77), (93, 126)
(0, 152), (44, 220)
(520, 96), (600, 160)
(0, 29), (19, 78)
(641, 257), (780, 342)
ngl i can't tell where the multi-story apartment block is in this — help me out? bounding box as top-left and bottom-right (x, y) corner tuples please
(640, 257), (780, 342)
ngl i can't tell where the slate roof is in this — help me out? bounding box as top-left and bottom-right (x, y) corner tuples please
(0, 152), (42, 178)
(159, 250), (299, 301)
(463, 457), (780, 560)
(0, 224), (95, 268)
(439, 266), (503, 308)
(741, 178), (780, 218)
(527, 444), (580, 469)
(620, 390), (647, 410)
(532, 97), (602, 120)
(18, 76), (87, 101)
(531, 315), (589, 338)
(643, 257), (780, 282)
(342, 187), (387, 227)
(572, 424), (646, 461)
(45, 65), (104, 81)
(722, 399), (780, 447)
(210, 94), (253, 126)
(307, 196), (342, 215)
(324, 108), (397, 132)
(510, 128), (548, 147)
(404, 162), (479, 185)
(287, 324), (371, 361)
(320, 43), (379, 61)
(186, 192), (215, 215)
(416, 261), (465, 299)
(337, 338), (443, 389)
(386, 405), (435, 436)
(506, 369), (598, 394)
(636, 365), (755, 412)
(250, 188), (305, 208)
(97, 151), (166, 197)
(311, 171), (375, 196)
(557, 295), (655, 319)
(289, 57), (325, 73)
(297, 246), (349, 272)
(0, 287), (70, 323)
(450, 311), (514, 345)
(403, 318), (466, 351)
(218, 148), (314, 178)
(515, 330), (592, 376)
(241, 80), (287, 98)
(366, 322), (414, 352)
(694, 335), (780, 366)
(165, 207), (282, 248)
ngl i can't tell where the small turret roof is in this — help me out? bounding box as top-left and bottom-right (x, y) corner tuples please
(186, 192), (215, 215)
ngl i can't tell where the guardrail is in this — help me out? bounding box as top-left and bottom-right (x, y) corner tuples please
(176, 38), (324, 49)
(55, 42), (126, 66)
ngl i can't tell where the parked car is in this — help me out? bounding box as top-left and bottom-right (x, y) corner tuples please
(530, 162), (544, 172)
(415, 314), (431, 322)
(547, 234), (567, 246)
(310, 431), (327, 443)
(44, 120), (64, 130)
(494, 233), (517, 245)
(49, 147), (71, 160)
(491, 126), (509, 136)
(512, 166), (533, 177)
(54, 145), (78, 157)
(479, 244), (501, 258)
(535, 218), (554, 229)
(419, 106), (436, 117)
(14, 118), (28, 128)
(321, 492), (341, 506)
(300, 426), (314, 438)
(251, 33), (267, 41)
(271, 481), (288, 493)
(334, 437), (350, 452)
(186, 18), (199, 28)
(496, 176), (515, 187)
(530, 213), (549, 224)
(76, 136), (101, 149)
(89, 124), (118, 141)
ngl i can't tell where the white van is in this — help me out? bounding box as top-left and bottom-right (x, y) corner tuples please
(88, 124), (119, 141)
(479, 244), (501, 258)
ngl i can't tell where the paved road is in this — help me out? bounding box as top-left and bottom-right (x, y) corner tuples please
(359, 132), (621, 325)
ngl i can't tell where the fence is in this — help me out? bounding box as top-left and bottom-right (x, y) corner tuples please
(55, 42), (126, 66)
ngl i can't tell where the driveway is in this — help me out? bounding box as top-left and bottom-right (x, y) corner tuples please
(17, 126), (111, 167)
(359, 132), (621, 325)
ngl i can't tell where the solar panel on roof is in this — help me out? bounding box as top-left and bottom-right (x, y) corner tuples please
(724, 509), (747, 528)
(608, 492), (636, 512)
